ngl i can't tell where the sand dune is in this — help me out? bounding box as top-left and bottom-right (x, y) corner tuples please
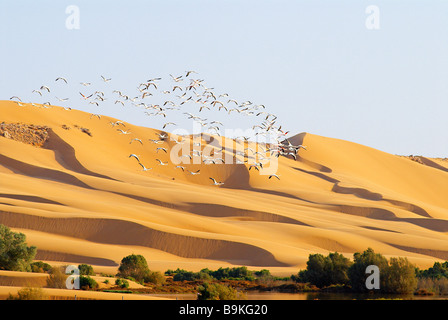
(0, 100), (447, 282)
(0, 286), (166, 300)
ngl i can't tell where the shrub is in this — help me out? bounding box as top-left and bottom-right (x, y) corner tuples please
(347, 249), (419, 294)
(7, 287), (48, 300)
(115, 278), (129, 289)
(145, 271), (166, 285)
(383, 257), (417, 294)
(0, 224), (37, 272)
(416, 277), (448, 295)
(197, 270), (213, 281)
(100, 273), (114, 277)
(46, 267), (68, 289)
(417, 261), (448, 279)
(255, 269), (276, 286)
(117, 254), (150, 283)
(292, 270), (308, 283)
(300, 252), (352, 288)
(78, 264), (95, 276)
(79, 275), (98, 290)
(171, 268), (212, 282)
(173, 269), (196, 281)
(348, 248), (388, 292)
(326, 252), (353, 286)
(165, 269), (176, 276)
(209, 267), (254, 280)
(30, 261), (52, 273)
(254, 269), (272, 277)
(197, 282), (245, 300)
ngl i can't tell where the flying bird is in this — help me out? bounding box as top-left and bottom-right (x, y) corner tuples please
(149, 139), (164, 144)
(209, 177), (224, 186)
(249, 164), (260, 171)
(138, 163), (152, 171)
(185, 70), (198, 77)
(80, 92), (93, 100)
(170, 74), (183, 82)
(110, 121), (126, 127)
(55, 77), (68, 83)
(156, 132), (168, 140)
(156, 159), (168, 166)
(101, 75), (112, 82)
(130, 138), (143, 145)
(129, 154), (141, 162)
(90, 113), (101, 119)
(163, 122), (176, 129)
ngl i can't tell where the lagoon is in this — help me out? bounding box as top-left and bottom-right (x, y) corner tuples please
(143, 291), (448, 300)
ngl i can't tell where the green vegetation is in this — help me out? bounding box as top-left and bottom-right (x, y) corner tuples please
(298, 252), (352, 288)
(30, 261), (52, 273)
(197, 282), (246, 300)
(145, 270), (166, 285)
(383, 257), (418, 294)
(167, 268), (213, 281)
(294, 248), (418, 294)
(116, 254), (151, 283)
(166, 266), (282, 282)
(103, 289), (133, 294)
(79, 275), (98, 290)
(416, 261), (448, 279)
(414, 261), (448, 295)
(2, 230), (448, 298)
(416, 277), (448, 295)
(348, 248), (389, 292)
(78, 264), (95, 276)
(46, 266), (68, 289)
(0, 225), (36, 272)
(115, 278), (130, 289)
(116, 254), (166, 285)
(7, 287), (48, 300)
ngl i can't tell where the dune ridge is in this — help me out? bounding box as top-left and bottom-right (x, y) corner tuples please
(0, 100), (447, 276)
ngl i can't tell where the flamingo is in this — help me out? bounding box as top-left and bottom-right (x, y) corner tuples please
(209, 177), (224, 185)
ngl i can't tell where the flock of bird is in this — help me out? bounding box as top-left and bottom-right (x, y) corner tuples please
(9, 71), (308, 185)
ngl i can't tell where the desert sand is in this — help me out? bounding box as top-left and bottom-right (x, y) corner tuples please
(0, 100), (447, 298)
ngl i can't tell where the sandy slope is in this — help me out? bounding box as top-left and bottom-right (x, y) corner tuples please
(0, 286), (167, 300)
(0, 100), (447, 284)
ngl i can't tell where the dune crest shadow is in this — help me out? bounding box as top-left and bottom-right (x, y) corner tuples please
(0, 210), (290, 267)
(43, 128), (118, 181)
(0, 154), (93, 189)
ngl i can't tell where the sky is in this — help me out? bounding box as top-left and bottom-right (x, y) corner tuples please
(0, 0), (447, 157)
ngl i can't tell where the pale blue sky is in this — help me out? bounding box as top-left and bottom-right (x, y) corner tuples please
(1, 1), (447, 157)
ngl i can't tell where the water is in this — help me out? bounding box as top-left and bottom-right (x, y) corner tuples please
(143, 291), (448, 300)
